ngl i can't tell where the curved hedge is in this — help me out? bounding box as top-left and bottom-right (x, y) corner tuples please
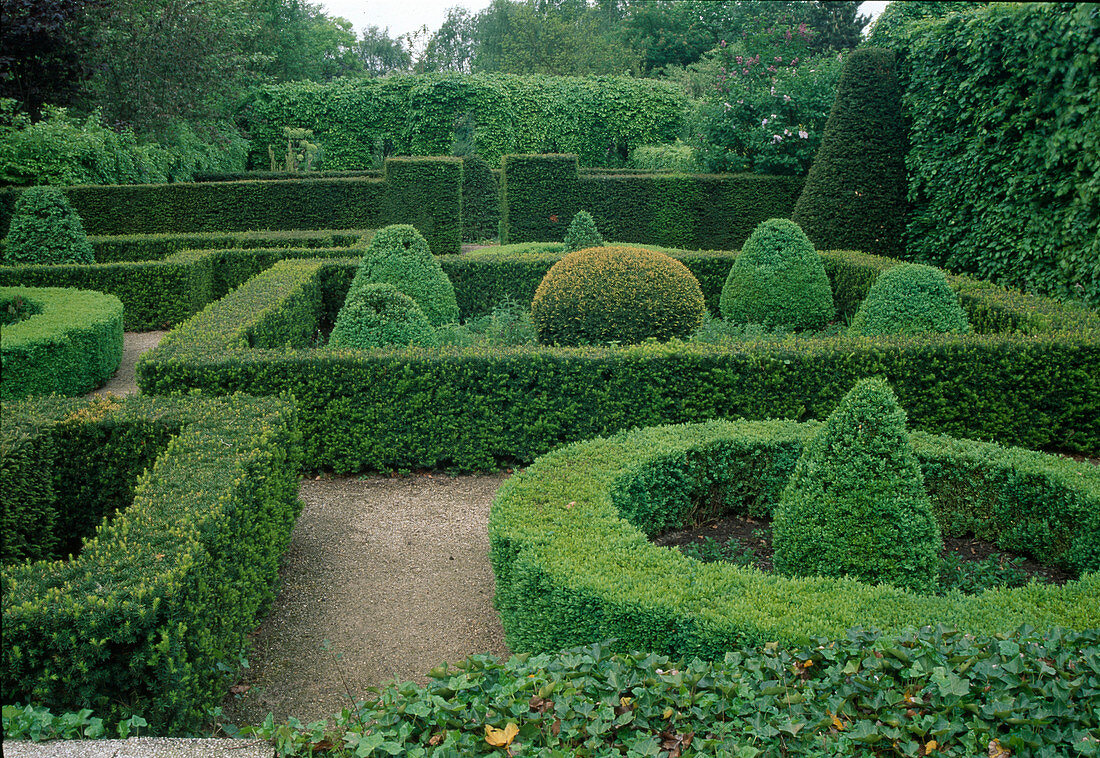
(0, 286), (123, 400)
(489, 419), (1099, 657)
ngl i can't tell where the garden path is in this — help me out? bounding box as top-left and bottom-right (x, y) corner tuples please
(87, 331), (167, 397)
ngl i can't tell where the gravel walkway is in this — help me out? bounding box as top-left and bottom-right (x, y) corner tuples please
(87, 331), (166, 397)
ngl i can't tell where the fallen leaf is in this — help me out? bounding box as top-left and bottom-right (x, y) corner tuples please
(229, 684), (249, 695)
(925, 739), (937, 754)
(988, 739), (1011, 758)
(528, 695), (552, 714)
(551, 718), (561, 736)
(829, 712), (845, 731)
(485, 723), (520, 748)
(428, 732), (445, 746)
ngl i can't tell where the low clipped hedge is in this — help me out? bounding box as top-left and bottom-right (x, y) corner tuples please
(136, 253), (1100, 472)
(0, 394), (302, 733)
(0, 286), (123, 400)
(83, 228), (368, 263)
(489, 419), (1099, 658)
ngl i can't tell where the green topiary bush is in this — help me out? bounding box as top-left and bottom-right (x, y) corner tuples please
(330, 282), (437, 349)
(772, 378), (942, 593)
(346, 224), (458, 326)
(531, 245), (706, 346)
(849, 263), (970, 336)
(791, 47), (908, 259)
(719, 218), (835, 329)
(563, 210), (604, 252)
(3, 186), (94, 265)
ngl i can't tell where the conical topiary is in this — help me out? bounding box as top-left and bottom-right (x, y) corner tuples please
(3, 186), (95, 265)
(346, 225), (459, 326)
(563, 210), (604, 252)
(771, 378), (942, 593)
(791, 47), (908, 258)
(719, 218), (835, 329)
(330, 282), (438, 349)
(849, 263), (970, 336)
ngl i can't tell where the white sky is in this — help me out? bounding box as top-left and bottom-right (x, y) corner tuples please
(319, 0), (891, 41)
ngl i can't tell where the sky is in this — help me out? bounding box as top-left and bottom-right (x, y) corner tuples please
(318, 0), (892, 41)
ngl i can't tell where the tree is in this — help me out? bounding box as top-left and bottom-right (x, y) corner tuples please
(249, 0), (362, 82)
(356, 25), (413, 77)
(418, 7), (476, 73)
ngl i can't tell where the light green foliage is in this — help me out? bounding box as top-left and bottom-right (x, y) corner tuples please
(849, 263), (970, 336)
(719, 218), (835, 329)
(562, 210), (603, 252)
(629, 140), (698, 172)
(346, 224), (458, 326)
(772, 378), (943, 593)
(330, 283), (437, 350)
(3, 187), (94, 265)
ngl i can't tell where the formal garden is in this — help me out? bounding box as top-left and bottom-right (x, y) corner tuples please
(2, 2), (1099, 756)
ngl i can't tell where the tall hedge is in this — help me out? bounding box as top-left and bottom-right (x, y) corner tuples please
(791, 48), (908, 259)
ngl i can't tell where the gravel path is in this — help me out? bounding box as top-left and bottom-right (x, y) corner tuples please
(88, 331), (166, 397)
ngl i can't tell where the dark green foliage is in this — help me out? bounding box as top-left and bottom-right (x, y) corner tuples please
(772, 379), (943, 593)
(500, 154), (804, 248)
(461, 155), (499, 243)
(791, 47), (908, 259)
(531, 246), (706, 346)
(719, 218), (835, 329)
(850, 263), (970, 336)
(82, 228), (368, 263)
(0, 416), (58, 564)
(348, 225), (458, 326)
(2, 186), (94, 266)
(330, 283), (437, 349)
(562, 210), (603, 252)
(0, 287), (123, 400)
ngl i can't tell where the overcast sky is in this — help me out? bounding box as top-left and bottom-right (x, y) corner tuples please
(318, 0), (891, 40)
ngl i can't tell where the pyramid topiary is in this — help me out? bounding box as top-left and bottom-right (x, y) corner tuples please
(346, 225), (458, 326)
(849, 263), (970, 336)
(330, 282), (437, 349)
(3, 186), (95, 265)
(771, 378), (942, 594)
(791, 47), (908, 258)
(719, 218), (835, 329)
(563, 210), (604, 252)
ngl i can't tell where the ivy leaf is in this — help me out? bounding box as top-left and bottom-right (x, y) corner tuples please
(485, 722), (519, 748)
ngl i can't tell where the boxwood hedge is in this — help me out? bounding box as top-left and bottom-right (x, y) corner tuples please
(488, 418), (1099, 657)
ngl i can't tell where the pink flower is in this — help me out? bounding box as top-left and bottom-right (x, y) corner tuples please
(772, 134), (783, 143)
(798, 130), (809, 139)
(783, 94), (792, 103)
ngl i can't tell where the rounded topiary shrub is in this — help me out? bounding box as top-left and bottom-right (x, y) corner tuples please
(791, 47), (908, 258)
(348, 224), (458, 326)
(849, 263), (970, 336)
(563, 210), (604, 252)
(772, 378), (942, 594)
(3, 186), (95, 266)
(330, 282), (437, 349)
(719, 218), (835, 329)
(531, 246), (706, 346)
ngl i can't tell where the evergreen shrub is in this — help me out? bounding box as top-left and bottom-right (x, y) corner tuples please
(531, 246), (706, 345)
(719, 218), (835, 329)
(849, 263), (970, 336)
(563, 210), (604, 252)
(772, 378), (943, 593)
(461, 155), (500, 243)
(2, 187), (94, 266)
(330, 283), (437, 349)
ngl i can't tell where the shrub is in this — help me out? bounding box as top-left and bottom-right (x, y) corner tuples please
(461, 155), (500, 243)
(562, 210), (604, 252)
(849, 263), (970, 336)
(719, 218), (835, 329)
(531, 245), (706, 345)
(772, 378), (943, 593)
(2, 187), (94, 266)
(791, 47), (908, 259)
(330, 283), (437, 349)
(347, 224), (458, 326)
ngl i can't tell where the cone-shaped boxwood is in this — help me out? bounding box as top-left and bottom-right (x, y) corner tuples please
(346, 225), (458, 326)
(3, 186), (95, 266)
(330, 282), (437, 349)
(532, 245), (706, 345)
(563, 210), (604, 252)
(791, 47), (908, 258)
(849, 263), (970, 336)
(719, 218), (834, 329)
(772, 378), (942, 593)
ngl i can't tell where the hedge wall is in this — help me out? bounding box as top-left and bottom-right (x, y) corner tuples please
(136, 254), (1100, 472)
(0, 158), (462, 254)
(489, 419), (1099, 658)
(84, 228), (367, 263)
(243, 73), (687, 170)
(1, 395), (302, 732)
(499, 155), (804, 249)
(0, 286), (123, 399)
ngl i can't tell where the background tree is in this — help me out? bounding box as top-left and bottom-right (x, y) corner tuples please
(418, 7), (477, 73)
(356, 25), (413, 77)
(249, 0), (362, 82)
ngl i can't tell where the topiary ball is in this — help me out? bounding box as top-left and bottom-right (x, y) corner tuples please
(719, 218), (835, 329)
(330, 282), (438, 349)
(563, 210), (604, 252)
(531, 246), (706, 346)
(347, 224), (459, 326)
(3, 186), (95, 265)
(771, 377), (942, 594)
(849, 263), (970, 336)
